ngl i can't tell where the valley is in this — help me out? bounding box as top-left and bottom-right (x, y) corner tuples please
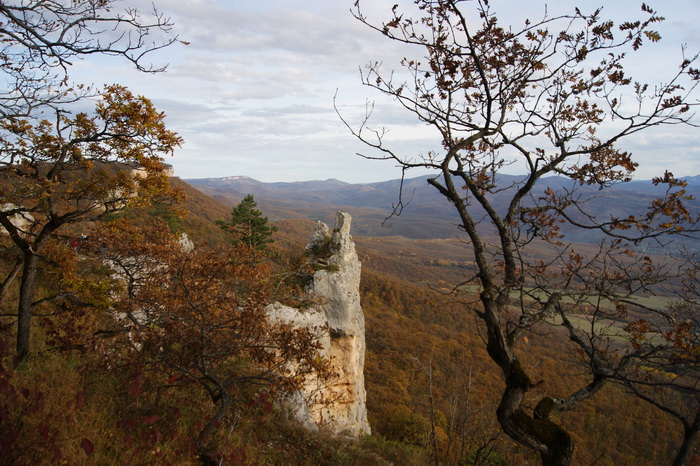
(179, 174), (697, 464)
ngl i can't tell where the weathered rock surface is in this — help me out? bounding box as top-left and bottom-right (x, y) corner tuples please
(0, 203), (34, 235)
(268, 211), (370, 437)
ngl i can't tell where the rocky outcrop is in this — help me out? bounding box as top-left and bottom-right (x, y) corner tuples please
(0, 203), (34, 236)
(267, 212), (370, 437)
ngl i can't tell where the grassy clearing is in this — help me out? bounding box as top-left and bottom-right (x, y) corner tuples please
(457, 284), (674, 344)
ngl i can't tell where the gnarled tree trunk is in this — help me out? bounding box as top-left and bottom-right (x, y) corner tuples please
(16, 250), (38, 361)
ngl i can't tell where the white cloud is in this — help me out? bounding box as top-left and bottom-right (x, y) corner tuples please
(65, 0), (700, 183)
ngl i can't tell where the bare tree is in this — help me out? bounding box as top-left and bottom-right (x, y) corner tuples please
(0, 0), (179, 118)
(340, 1), (699, 464)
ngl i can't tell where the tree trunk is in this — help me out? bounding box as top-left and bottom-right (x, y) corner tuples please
(484, 297), (573, 465)
(197, 384), (232, 458)
(672, 424), (698, 466)
(0, 258), (22, 305)
(16, 250), (38, 361)
(495, 366), (573, 465)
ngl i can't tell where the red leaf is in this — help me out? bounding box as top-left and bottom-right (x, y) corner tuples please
(53, 445), (62, 461)
(128, 364), (143, 397)
(1, 438), (12, 458)
(75, 392), (86, 410)
(143, 414), (158, 425)
(80, 438), (94, 456)
(128, 375), (142, 397)
(37, 424), (49, 441)
(0, 380), (16, 397)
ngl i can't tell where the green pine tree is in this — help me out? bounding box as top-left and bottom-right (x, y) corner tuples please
(217, 194), (277, 257)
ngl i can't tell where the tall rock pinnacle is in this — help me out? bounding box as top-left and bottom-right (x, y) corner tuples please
(269, 212), (370, 437)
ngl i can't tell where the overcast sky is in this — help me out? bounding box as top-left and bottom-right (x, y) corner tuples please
(72, 0), (700, 183)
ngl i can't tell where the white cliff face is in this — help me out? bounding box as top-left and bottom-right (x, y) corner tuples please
(268, 212), (370, 437)
(307, 212), (363, 333)
(0, 203), (34, 235)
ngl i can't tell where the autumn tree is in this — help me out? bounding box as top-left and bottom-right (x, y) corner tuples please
(342, 1), (699, 464)
(0, 1), (181, 361)
(91, 217), (330, 459)
(217, 194), (278, 260)
(0, 85), (181, 361)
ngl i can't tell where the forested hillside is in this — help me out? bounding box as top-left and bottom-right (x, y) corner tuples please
(274, 212), (693, 465)
(0, 167), (696, 464)
(1, 0), (698, 464)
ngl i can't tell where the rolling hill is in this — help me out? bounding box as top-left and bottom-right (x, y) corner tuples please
(185, 174), (700, 250)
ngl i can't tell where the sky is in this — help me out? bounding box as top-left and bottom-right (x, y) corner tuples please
(71, 0), (700, 183)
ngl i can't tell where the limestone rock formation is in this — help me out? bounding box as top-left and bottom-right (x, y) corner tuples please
(268, 211), (370, 437)
(0, 203), (34, 236)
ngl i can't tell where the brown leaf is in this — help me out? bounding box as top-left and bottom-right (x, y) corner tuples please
(80, 438), (94, 456)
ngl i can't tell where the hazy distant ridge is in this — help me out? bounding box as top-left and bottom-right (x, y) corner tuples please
(186, 174), (700, 244)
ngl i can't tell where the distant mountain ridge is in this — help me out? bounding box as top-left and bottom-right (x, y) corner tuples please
(185, 174), (700, 246)
(682, 174), (700, 185)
